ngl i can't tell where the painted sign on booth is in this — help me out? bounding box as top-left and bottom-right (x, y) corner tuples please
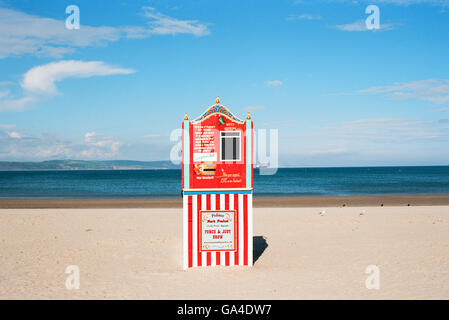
(200, 210), (237, 252)
(183, 99), (253, 190)
(191, 113), (246, 189)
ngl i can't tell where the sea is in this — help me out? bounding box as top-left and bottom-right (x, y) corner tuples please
(1, 166), (449, 198)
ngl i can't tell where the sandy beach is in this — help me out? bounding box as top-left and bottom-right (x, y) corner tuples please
(1, 204), (448, 299)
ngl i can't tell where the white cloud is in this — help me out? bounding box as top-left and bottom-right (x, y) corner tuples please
(0, 8), (122, 58)
(6, 131), (22, 139)
(432, 107), (449, 112)
(0, 126), (122, 160)
(82, 132), (121, 158)
(296, 117), (449, 143)
(332, 118), (444, 142)
(0, 60), (134, 111)
(286, 14), (322, 21)
(338, 0), (449, 6)
(265, 80), (283, 87)
(0, 95), (35, 111)
(280, 116), (449, 166)
(143, 7), (210, 36)
(360, 79), (449, 105)
(296, 117), (449, 147)
(22, 60), (135, 94)
(0, 7), (210, 59)
(335, 20), (367, 31)
(335, 20), (394, 32)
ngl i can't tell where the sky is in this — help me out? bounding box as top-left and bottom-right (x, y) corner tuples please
(1, 0), (449, 167)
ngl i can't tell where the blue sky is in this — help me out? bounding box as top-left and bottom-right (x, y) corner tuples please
(1, 0), (449, 166)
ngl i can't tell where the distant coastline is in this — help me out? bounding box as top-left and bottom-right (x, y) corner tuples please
(0, 160), (180, 171)
(1, 160), (449, 171)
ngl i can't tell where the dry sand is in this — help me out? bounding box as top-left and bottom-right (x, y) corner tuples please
(1, 206), (449, 299)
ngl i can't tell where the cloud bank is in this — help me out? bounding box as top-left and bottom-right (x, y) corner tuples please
(0, 7), (210, 59)
(0, 126), (122, 160)
(360, 79), (449, 105)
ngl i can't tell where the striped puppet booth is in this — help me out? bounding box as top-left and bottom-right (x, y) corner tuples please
(182, 97), (253, 269)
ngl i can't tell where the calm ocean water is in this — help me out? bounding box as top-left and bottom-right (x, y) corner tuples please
(0, 167), (449, 198)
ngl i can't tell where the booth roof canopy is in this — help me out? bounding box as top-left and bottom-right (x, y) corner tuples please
(190, 100), (246, 124)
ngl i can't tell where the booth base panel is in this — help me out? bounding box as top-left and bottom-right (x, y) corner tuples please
(183, 193), (253, 269)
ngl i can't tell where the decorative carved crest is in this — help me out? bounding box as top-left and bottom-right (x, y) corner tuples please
(191, 98), (245, 124)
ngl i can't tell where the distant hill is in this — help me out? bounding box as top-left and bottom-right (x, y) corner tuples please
(0, 160), (181, 171)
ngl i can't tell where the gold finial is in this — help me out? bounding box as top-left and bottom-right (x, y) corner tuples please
(215, 96), (220, 104)
(184, 112), (189, 120)
(246, 112), (251, 120)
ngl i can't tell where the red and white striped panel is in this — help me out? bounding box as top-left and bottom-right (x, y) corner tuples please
(183, 193), (253, 269)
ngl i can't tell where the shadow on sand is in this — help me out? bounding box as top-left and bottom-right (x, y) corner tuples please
(253, 236), (268, 265)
